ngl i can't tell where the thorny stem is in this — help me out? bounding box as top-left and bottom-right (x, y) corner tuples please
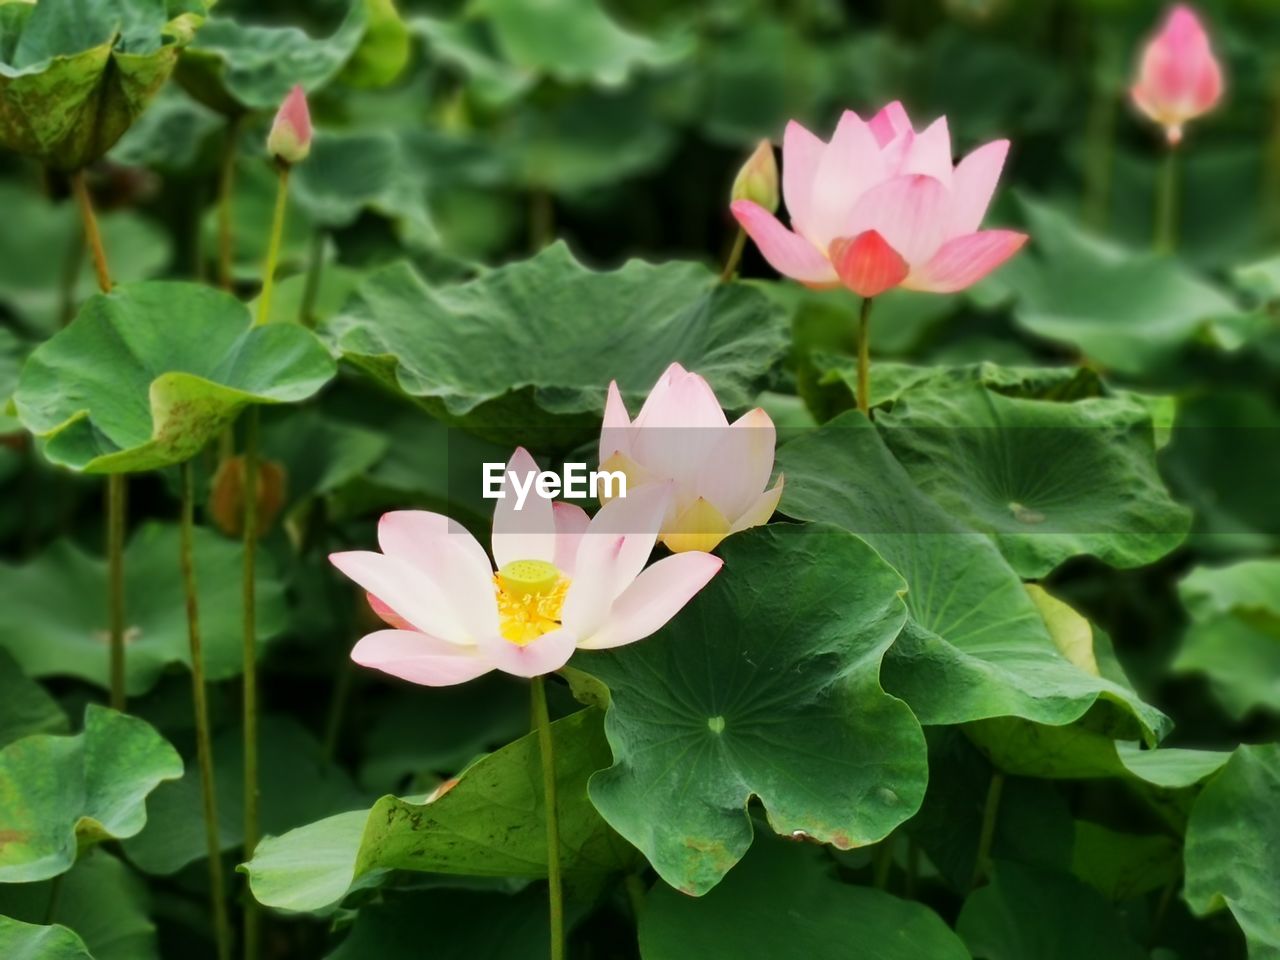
(856, 297), (874, 416)
(531, 676), (565, 960)
(180, 461), (233, 960)
(719, 228), (747, 282)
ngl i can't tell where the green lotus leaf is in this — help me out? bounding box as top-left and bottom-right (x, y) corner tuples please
(0, 0), (204, 170)
(470, 0), (692, 87)
(338, 0), (411, 90)
(177, 1), (367, 113)
(579, 524), (927, 896)
(640, 833), (969, 960)
(0, 649), (67, 748)
(1185, 744), (1280, 959)
(14, 280), (336, 473)
(957, 861), (1147, 960)
(1175, 560), (1280, 718)
(122, 715), (365, 876)
(410, 15), (533, 107)
(0, 704), (181, 882)
(778, 412), (1169, 741)
(1072, 821), (1179, 901)
(0, 522), (287, 697)
(1001, 198), (1251, 376)
(107, 83), (220, 172)
(325, 243), (787, 448)
(0, 849), (158, 960)
(242, 708), (634, 914)
(0, 917), (95, 960)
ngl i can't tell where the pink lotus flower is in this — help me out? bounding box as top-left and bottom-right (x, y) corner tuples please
(600, 363), (783, 554)
(267, 84), (312, 165)
(1131, 5), (1224, 146)
(730, 102), (1026, 297)
(329, 449), (722, 685)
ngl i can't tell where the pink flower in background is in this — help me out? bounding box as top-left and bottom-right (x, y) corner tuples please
(600, 363), (783, 554)
(730, 101), (1026, 297)
(1131, 4), (1224, 146)
(330, 448), (721, 686)
(267, 84), (313, 164)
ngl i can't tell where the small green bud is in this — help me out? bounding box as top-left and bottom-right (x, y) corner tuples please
(730, 139), (779, 212)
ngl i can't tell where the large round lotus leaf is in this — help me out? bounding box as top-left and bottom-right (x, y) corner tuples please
(0, 918), (95, 960)
(410, 16), (533, 108)
(639, 833), (969, 960)
(0, 649), (67, 748)
(1175, 560), (1280, 718)
(0, 849), (158, 960)
(242, 708), (634, 914)
(470, 0), (692, 87)
(0, 704), (181, 883)
(1000, 198), (1253, 376)
(1071, 821), (1179, 902)
(778, 412), (1169, 742)
(0, 0), (203, 171)
(1185, 744), (1280, 960)
(578, 524), (927, 897)
(176, 1), (367, 113)
(325, 243), (787, 448)
(957, 861), (1147, 960)
(877, 383), (1190, 577)
(0, 523), (287, 697)
(337, 0), (411, 89)
(14, 281), (336, 473)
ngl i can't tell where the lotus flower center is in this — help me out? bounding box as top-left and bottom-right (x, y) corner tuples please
(495, 560), (569, 646)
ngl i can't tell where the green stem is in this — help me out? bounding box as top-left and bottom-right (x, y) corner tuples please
(321, 654), (355, 764)
(1082, 31), (1119, 231)
(624, 873), (646, 922)
(43, 874), (64, 925)
(179, 461), (232, 960)
(69, 171), (111, 293)
(106, 475), (127, 711)
(970, 771), (1005, 892)
(217, 113), (243, 291)
(1266, 64), (1280, 242)
(530, 188), (554, 250)
(241, 409), (261, 960)
(856, 297), (874, 416)
(719, 228), (747, 282)
(298, 230), (326, 328)
(1154, 146), (1178, 254)
(531, 676), (565, 960)
(873, 834), (893, 891)
(1148, 867), (1181, 948)
(256, 164), (291, 327)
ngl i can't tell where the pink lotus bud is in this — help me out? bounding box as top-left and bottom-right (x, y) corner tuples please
(1130, 5), (1224, 146)
(267, 85), (312, 165)
(731, 140), (779, 213)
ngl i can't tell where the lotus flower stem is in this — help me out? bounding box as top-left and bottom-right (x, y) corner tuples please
(217, 114), (243, 291)
(1154, 146), (1179, 253)
(179, 460), (233, 960)
(530, 188), (554, 250)
(70, 171), (128, 711)
(43, 873), (64, 924)
(1083, 32), (1120, 231)
(719, 228), (747, 282)
(856, 297), (874, 416)
(241, 407), (262, 960)
(872, 833), (894, 890)
(298, 230), (326, 327)
(969, 770), (1004, 892)
(256, 165), (291, 327)
(531, 675), (566, 960)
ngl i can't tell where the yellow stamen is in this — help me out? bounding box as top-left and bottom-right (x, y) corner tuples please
(495, 560), (569, 645)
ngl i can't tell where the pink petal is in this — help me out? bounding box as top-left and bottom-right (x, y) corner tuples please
(848, 174), (949, 267)
(806, 110), (887, 249)
(599, 380), (633, 464)
(491, 447), (557, 570)
(377, 511), (497, 637)
(476, 628), (578, 678)
(267, 84), (312, 164)
(729, 476), (785, 534)
(561, 484), (671, 636)
(368, 592), (412, 629)
(948, 139), (1010, 237)
(781, 120), (826, 239)
(868, 101), (913, 146)
(630, 363), (727, 432)
(829, 230), (910, 298)
(731, 200), (838, 287)
(900, 116), (953, 187)
(352, 629), (492, 687)
(578, 552), (723, 651)
(552, 501), (590, 576)
(694, 407), (777, 524)
(330, 551), (477, 644)
(629, 366), (729, 491)
(907, 229), (1028, 293)
(1132, 4), (1223, 131)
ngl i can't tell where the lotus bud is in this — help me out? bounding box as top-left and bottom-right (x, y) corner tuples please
(267, 85), (312, 165)
(210, 455), (287, 538)
(731, 140), (779, 213)
(1130, 5), (1224, 147)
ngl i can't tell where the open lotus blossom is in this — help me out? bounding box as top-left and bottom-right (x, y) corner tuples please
(267, 84), (313, 165)
(730, 101), (1027, 297)
(1131, 4), (1223, 146)
(329, 448), (722, 685)
(600, 363), (783, 554)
